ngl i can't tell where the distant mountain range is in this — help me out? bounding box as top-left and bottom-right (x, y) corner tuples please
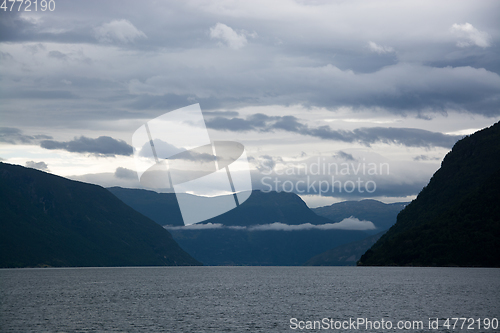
(11, 120), (495, 269)
(300, 200), (407, 266)
(199, 190), (334, 226)
(0, 160), (409, 267)
(108, 187), (406, 230)
(359, 121), (500, 267)
(107, 186), (409, 266)
(313, 199), (408, 230)
(160, 191), (405, 266)
(0, 163), (201, 268)
(108, 188), (334, 227)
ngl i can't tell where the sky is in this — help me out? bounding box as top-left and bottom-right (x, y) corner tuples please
(1, 0), (499, 208)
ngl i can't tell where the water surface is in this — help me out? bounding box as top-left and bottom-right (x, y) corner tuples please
(1, 267), (498, 332)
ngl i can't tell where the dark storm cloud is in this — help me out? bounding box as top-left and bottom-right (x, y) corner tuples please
(40, 136), (133, 156)
(0, 127), (52, 144)
(114, 167), (136, 179)
(287, 64), (500, 117)
(206, 113), (279, 132)
(351, 127), (462, 148)
(127, 94), (224, 113)
(0, 9), (95, 44)
(126, 63), (500, 117)
(1, 0), (499, 130)
(25, 161), (49, 171)
(205, 115), (463, 148)
(424, 44), (500, 78)
(0, 10), (34, 42)
(206, 116), (257, 131)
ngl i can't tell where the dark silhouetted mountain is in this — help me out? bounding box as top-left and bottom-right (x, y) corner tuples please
(304, 231), (385, 266)
(107, 188), (333, 227)
(312, 199), (408, 230)
(199, 190), (333, 226)
(107, 187), (184, 226)
(106, 188), (375, 265)
(359, 122), (500, 267)
(0, 163), (201, 267)
(167, 190), (382, 265)
(301, 199), (406, 266)
(108, 187), (332, 226)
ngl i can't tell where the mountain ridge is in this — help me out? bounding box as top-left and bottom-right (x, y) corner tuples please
(198, 190), (333, 226)
(0, 162), (201, 267)
(108, 188), (334, 227)
(358, 122), (500, 267)
(107, 186), (184, 226)
(313, 199), (408, 230)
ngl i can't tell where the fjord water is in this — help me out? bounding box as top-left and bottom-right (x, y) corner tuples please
(1, 267), (498, 332)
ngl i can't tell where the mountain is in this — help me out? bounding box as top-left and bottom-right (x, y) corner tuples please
(304, 231), (385, 266)
(199, 190), (333, 226)
(0, 162), (201, 267)
(358, 122), (500, 267)
(168, 190), (378, 265)
(298, 199), (407, 266)
(313, 199), (408, 230)
(168, 228), (374, 266)
(167, 192), (383, 265)
(107, 188), (333, 227)
(107, 188), (375, 265)
(108, 187), (184, 226)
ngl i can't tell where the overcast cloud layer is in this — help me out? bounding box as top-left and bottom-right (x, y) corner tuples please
(206, 114), (464, 148)
(1, 1), (499, 124)
(1, 0), (499, 204)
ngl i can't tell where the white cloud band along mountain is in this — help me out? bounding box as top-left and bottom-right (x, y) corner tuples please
(164, 217), (376, 231)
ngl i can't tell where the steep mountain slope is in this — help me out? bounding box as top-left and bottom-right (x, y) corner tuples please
(358, 122), (500, 267)
(0, 163), (201, 267)
(313, 199), (408, 230)
(304, 231), (385, 266)
(108, 187), (184, 226)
